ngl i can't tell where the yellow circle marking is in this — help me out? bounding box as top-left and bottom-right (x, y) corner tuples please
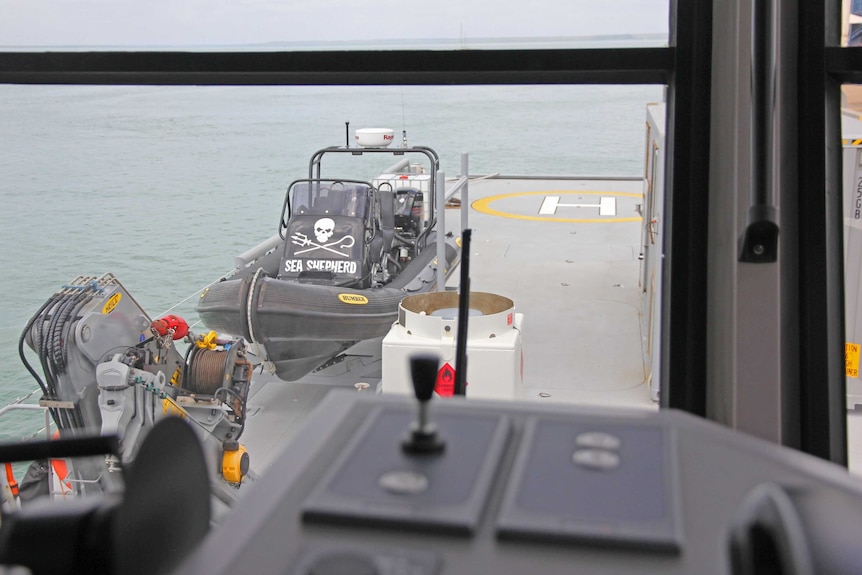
(471, 190), (643, 223)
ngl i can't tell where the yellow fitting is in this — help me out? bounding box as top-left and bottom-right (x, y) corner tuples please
(222, 444), (249, 484)
(196, 331), (218, 350)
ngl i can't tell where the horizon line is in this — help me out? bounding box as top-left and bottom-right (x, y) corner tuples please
(0, 33), (667, 51)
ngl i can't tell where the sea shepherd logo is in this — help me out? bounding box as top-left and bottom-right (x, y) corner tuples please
(290, 218), (356, 258)
(283, 259), (358, 274)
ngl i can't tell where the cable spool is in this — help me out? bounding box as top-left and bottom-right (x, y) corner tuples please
(184, 342), (253, 433)
(185, 346), (237, 395)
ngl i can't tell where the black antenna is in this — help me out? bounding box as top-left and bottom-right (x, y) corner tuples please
(345, 121), (350, 147)
(454, 229), (471, 396)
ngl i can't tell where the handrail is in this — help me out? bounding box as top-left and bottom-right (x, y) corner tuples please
(435, 153), (470, 291)
(739, 0), (780, 262)
(0, 396), (57, 505)
(447, 153), (471, 236)
(0, 436), (119, 463)
(307, 145), (440, 202)
(436, 170), (446, 292)
(0, 391), (50, 433)
(0, 403), (45, 417)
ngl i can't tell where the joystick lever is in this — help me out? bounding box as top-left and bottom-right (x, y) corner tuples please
(402, 354), (446, 455)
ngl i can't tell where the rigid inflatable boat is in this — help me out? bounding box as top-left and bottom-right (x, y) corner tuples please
(196, 129), (461, 381)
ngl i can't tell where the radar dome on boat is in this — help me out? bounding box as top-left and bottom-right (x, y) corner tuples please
(355, 128), (395, 147)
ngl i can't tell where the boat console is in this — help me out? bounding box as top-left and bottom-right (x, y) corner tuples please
(175, 357), (862, 575)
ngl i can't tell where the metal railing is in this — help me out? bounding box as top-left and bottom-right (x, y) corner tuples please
(436, 152), (470, 291)
(0, 392), (72, 508)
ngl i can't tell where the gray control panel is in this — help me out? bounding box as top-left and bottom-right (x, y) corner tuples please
(303, 407), (511, 535)
(496, 415), (681, 552)
(175, 391), (862, 575)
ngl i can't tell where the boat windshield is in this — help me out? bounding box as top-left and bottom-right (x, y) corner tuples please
(289, 180), (371, 220)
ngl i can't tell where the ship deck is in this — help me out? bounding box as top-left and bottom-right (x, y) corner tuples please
(239, 175), (657, 476)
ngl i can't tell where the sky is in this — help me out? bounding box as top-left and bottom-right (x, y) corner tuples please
(1, 0), (669, 47)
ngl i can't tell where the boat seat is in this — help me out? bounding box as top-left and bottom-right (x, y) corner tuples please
(380, 189), (395, 253)
(370, 190), (396, 264)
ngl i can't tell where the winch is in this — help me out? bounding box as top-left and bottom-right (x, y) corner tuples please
(17, 273), (253, 508)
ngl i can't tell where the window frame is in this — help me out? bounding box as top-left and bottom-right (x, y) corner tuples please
(0, 1), (738, 446)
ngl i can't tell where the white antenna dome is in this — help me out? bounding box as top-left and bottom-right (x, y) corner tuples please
(355, 128), (395, 148)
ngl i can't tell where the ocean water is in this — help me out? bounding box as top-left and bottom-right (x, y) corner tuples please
(0, 82), (663, 440)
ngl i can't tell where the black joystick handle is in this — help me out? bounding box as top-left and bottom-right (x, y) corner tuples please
(410, 354), (439, 402)
(402, 354), (446, 455)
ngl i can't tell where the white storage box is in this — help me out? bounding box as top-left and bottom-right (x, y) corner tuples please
(382, 292), (524, 400)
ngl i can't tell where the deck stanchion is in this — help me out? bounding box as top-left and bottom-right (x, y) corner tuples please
(461, 154), (469, 234)
(437, 170), (446, 292)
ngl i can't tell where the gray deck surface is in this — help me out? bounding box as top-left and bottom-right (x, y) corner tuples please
(460, 176), (651, 408)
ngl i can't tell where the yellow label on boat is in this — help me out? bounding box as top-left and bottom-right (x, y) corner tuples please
(846, 343), (860, 378)
(338, 293), (369, 305)
(102, 292), (122, 315)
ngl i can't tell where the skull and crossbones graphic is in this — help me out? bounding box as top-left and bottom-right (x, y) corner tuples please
(291, 217), (355, 257)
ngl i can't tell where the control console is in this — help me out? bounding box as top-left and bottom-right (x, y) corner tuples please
(175, 361), (862, 574)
